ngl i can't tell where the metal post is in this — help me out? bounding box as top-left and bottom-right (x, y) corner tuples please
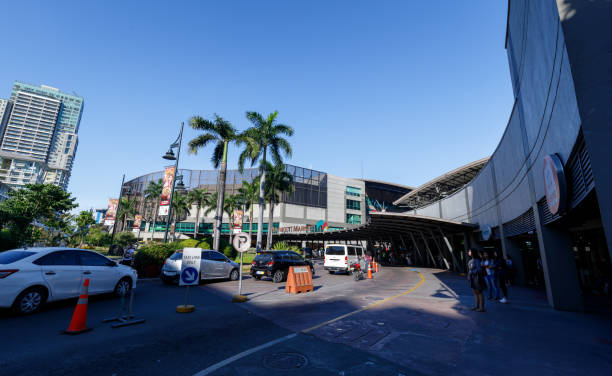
(419, 231), (437, 267)
(408, 232), (424, 266)
(238, 251), (244, 296)
(184, 285), (190, 307)
(164, 123), (184, 243)
(438, 227), (464, 273)
(428, 229), (450, 270)
(109, 174), (126, 251)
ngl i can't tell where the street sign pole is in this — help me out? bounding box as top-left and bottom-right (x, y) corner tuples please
(232, 232), (250, 303)
(177, 248), (201, 313)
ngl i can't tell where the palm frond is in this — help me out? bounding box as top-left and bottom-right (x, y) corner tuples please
(211, 141), (224, 168)
(188, 134), (218, 155)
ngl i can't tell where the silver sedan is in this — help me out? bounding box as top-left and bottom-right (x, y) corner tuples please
(160, 249), (239, 284)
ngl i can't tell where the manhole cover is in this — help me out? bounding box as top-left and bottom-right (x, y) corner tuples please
(263, 352), (308, 370)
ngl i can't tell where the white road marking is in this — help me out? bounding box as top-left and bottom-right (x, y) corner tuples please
(192, 333), (297, 376)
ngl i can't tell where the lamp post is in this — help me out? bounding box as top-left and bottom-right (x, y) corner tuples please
(162, 122), (184, 243)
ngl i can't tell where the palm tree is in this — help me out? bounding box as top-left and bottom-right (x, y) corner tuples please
(117, 197), (138, 232)
(239, 111), (294, 251)
(187, 188), (212, 238)
(238, 180), (259, 239)
(170, 191), (191, 242)
(144, 179), (163, 241)
(259, 162), (294, 250)
(188, 114), (240, 252)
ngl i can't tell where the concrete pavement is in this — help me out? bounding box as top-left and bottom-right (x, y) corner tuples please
(1, 262), (611, 375)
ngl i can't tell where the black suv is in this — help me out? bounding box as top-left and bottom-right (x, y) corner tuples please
(250, 250), (315, 283)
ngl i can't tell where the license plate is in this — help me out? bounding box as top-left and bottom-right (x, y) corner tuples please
(256, 271), (264, 275)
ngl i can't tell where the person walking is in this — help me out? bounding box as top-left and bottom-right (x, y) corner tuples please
(467, 249), (486, 312)
(482, 252), (498, 300)
(495, 252), (509, 303)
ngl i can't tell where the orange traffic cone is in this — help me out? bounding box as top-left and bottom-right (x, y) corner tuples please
(374, 261), (379, 273)
(64, 278), (92, 335)
(367, 262), (373, 279)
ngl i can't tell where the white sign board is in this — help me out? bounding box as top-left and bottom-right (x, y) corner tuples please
(232, 232), (250, 253)
(179, 248), (201, 286)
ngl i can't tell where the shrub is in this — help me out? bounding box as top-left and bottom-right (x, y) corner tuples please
(0, 229), (20, 251)
(115, 231), (136, 247)
(272, 241), (300, 253)
(178, 238), (212, 250)
(133, 242), (180, 277)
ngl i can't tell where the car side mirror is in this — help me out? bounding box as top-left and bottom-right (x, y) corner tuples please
(107, 261), (118, 267)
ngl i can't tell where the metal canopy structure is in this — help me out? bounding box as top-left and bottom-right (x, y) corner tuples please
(276, 212), (476, 241)
(393, 157), (490, 209)
(276, 212), (476, 272)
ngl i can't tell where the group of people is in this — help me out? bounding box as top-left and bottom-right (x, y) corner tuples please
(467, 249), (513, 312)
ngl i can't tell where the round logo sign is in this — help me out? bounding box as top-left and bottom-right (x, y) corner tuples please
(480, 225), (492, 241)
(543, 154), (566, 215)
(232, 232), (251, 253)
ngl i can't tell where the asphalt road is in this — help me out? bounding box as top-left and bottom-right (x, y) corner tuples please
(0, 261), (418, 376)
(2, 261), (611, 375)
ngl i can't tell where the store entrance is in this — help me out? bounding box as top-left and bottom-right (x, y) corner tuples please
(572, 228), (611, 297)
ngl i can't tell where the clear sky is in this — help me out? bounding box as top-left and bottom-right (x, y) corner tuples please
(0, 0), (513, 211)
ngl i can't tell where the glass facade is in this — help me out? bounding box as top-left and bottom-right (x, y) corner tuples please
(346, 214), (361, 224)
(346, 186), (361, 197)
(346, 199), (361, 211)
(281, 164), (328, 208)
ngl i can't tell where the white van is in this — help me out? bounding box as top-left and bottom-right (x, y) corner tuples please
(324, 244), (365, 274)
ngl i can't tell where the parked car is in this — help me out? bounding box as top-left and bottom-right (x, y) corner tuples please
(0, 247), (138, 315)
(250, 250), (315, 283)
(160, 249), (239, 284)
(324, 244), (365, 274)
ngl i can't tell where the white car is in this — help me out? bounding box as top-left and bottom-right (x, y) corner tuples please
(0, 247), (138, 314)
(324, 244), (366, 274)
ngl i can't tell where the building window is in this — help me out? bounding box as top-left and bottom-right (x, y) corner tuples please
(346, 214), (361, 224)
(346, 186), (361, 197)
(346, 199), (361, 211)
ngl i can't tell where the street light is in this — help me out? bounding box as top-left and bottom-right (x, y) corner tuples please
(162, 122), (184, 243)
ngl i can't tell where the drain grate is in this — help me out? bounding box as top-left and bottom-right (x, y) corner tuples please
(263, 352), (308, 370)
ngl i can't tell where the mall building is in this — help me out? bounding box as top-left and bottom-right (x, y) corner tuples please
(278, 0), (612, 312)
(120, 164), (411, 242)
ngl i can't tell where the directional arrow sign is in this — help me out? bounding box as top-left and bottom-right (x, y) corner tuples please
(179, 248), (201, 286)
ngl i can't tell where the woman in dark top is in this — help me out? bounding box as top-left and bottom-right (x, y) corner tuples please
(467, 249), (486, 312)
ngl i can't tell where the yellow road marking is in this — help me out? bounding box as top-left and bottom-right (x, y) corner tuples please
(301, 270), (425, 333)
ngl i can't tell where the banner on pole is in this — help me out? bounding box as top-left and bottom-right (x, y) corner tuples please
(232, 209), (243, 234)
(104, 199), (118, 226)
(133, 214), (142, 229)
(159, 166), (176, 216)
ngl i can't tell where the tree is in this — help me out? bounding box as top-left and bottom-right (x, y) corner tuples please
(239, 110), (294, 251)
(187, 188), (212, 238)
(259, 162), (294, 249)
(170, 191), (190, 242)
(144, 179), (163, 241)
(188, 114), (241, 252)
(0, 183), (77, 246)
(74, 210), (95, 246)
(117, 197), (137, 232)
(237, 180), (259, 240)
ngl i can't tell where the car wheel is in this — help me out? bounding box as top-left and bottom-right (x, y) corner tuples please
(254, 276), (261, 280)
(328, 271), (334, 274)
(273, 270), (284, 283)
(13, 287), (47, 315)
(229, 269), (239, 281)
(114, 277), (132, 296)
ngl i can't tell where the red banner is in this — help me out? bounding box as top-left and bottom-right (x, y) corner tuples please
(159, 166), (175, 215)
(104, 199), (118, 226)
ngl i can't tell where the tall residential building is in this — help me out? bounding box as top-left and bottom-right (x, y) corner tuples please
(0, 99), (10, 138)
(0, 82), (84, 190)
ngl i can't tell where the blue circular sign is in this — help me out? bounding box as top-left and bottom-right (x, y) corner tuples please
(181, 267), (199, 284)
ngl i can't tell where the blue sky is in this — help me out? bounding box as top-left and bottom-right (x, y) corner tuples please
(0, 1), (513, 211)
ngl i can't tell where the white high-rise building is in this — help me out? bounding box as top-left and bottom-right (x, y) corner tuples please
(0, 82), (84, 190)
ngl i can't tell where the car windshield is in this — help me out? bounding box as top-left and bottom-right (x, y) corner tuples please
(254, 254), (272, 263)
(325, 246), (345, 255)
(0, 250), (35, 265)
(170, 252), (183, 260)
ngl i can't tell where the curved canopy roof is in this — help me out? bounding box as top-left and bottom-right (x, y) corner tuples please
(276, 212), (475, 241)
(393, 157), (490, 209)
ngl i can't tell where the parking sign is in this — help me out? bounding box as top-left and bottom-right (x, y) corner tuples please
(179, 248), (201, 286)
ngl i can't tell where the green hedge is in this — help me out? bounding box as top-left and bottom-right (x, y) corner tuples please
(133, 242), (181, 277)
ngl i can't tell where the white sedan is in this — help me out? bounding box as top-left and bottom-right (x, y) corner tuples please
(0, 247), (138, 314)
